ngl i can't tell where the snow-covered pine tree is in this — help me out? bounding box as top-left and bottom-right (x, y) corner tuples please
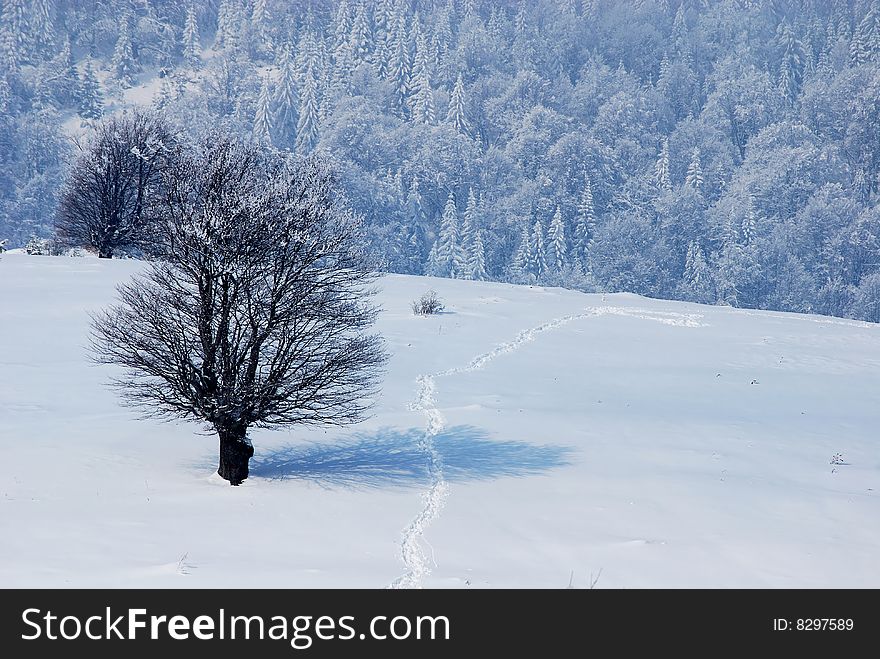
(655, 137), (672, 192)
(410, 24), (430, 89)
(330, 32), (354, 98)
(850, 5), (879, 65)
(512, 222), (532, 276)
(446, 72), (469, 134)
(251, 0), (271, 57)
(461, 187), (478, 253)
(410, 69), (435, 124)
(182, 4), (201, 69)
(216, 0), (242, 52)
(469, 228), (488, 281)
(685, 147), (703, 192)
(78, 60), (103, 120)
(683, 240), (714, 302)
(777, 22), (805, 105)
(531, 218), (547, 277)
(548, 205), (568, 271)
(111, 17), (137, 88)
(253, 75), (272, 145)
(349, 1), (372, 65)
(0, 0), (27, 74)
(573, 174), (597, 270)
(295, 64), (320, 154)
(387, 11), (410, 115)
(431, 192), (466, 278)
(741, 193), (758, 246)
(53, 37), (80, 107)
(273, 44), (298, 150)
(30, 0), (54, 58)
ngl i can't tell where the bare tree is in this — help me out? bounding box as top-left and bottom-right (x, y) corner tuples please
(91, 138), (388, 485)
(56, 110), (174, 258)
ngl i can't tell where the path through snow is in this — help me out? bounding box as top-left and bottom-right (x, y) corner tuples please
(389, 305), (706, 588)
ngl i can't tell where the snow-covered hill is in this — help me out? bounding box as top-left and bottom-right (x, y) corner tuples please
(1, 253), (879, 588)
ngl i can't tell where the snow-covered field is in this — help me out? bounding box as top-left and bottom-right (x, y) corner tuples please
(1, 253), (879, 588)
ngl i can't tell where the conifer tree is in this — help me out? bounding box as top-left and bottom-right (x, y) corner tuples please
(410, 70), (435, 124)
(295, 64), (320, 154)
(469, 228), (488, 281)
(655, 138), (672, 192)
(573, 175), (597, 270)
(531, 219), (547, 277)
(182, 4), (201, 69)
(253, 75), (272, 145)
(548, 205), (568, 271)
(112, 18), (137, 88)
(445, 72), (469, 134)
(273, 44), (298, 150)
(78, 60), (103, 121)
(685, 147), (704, 192)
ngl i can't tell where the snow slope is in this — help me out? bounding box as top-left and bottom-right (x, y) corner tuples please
(1, 253), (879, 588)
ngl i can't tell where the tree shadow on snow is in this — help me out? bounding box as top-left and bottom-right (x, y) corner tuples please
(248, 426), (572, 489)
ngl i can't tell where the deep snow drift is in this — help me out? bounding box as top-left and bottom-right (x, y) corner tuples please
(1, 253), (879, 588)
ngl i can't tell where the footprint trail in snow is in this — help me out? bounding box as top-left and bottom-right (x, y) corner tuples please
(389, 305), (706, 589)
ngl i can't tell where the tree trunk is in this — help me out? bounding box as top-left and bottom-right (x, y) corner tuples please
(98, 247), (112, 258)
(217, 428), (254, 486)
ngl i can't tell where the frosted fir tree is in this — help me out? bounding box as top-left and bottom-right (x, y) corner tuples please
(251, 0), (271, 56)
(273, 45), (298, 150)
(671, 4), (689, 58)
(332, 0), (352, 51)
(683, 240), (714, 302)
(404, 177), (426, 224)
(330, 34), (354, 98)
(78, 60), (103, 121)
(252, 76), (272, 145)
(655, 138), (672, 192)
(373, 0), (394, 57)
(410, 27), (430, 89)
(0, 0), (27, 73)
(182, 4), (201, 69)
(573, 175), (597, 270)
(531, 219), (547, 277)
(348, 2), (372, 65)
(445, 72), (469, 135)
(469, 228), (488, 281)
(435, 6), (452, 60)
(777, 22), (805, 105)
(295, 65), (320, 154)
(0, 32), (16, 76)
(51, 38), (80, 107)
(216, 0), (242, 52)
(685, 147), (704, 193)
(548, 205), (568, 271)
(432, 192), (467, 278)
(515, 1), (527, 35)
(153, 76), (174, 110)
(30, 0), (54, 58)
(741, 193), (758, 246)
(410, 70), (435, 124)
(512, 223), (533, 276)
(461, 188), (478, 252)
(294, 30), (323, 84)
(387, 12), (410, 115)
(850, 6), (879, 65)
(111, 17), (137, 88)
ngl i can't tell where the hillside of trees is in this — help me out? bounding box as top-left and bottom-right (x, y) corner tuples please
(1, 0), (880, 322)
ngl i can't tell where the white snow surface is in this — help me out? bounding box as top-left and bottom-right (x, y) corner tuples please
(1, 253), (879, 588)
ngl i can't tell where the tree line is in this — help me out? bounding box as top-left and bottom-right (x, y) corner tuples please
(1, 1), (880, 322)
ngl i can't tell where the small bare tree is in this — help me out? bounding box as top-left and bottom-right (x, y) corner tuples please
(91, 138), (388, 485)
(56, 110), (174, 258)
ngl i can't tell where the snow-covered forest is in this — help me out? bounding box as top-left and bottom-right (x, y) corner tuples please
(2, 0), (880, 322)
